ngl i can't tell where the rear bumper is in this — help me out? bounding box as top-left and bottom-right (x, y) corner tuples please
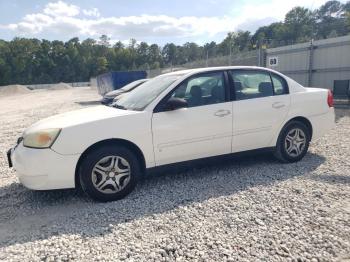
(309, 108), (336, 141)
(10, 143), (80, 190)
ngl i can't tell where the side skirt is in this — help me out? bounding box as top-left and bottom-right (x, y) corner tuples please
(145, 147), (276, 176)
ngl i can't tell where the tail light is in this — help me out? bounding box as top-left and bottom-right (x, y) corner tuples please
(327, 90), (334, 108)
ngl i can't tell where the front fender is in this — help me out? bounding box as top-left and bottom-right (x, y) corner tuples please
(51, 112), (155, 168)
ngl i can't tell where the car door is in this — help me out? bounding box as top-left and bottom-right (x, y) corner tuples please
(152, 71), (233, 166)
(230, 70), (290, 152)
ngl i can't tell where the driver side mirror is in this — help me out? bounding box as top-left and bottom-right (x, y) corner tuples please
(163, 97), (188, 111)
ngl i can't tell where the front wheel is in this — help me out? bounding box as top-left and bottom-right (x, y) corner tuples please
(79, 145), (141, 202)
(274, 121), (311, 163)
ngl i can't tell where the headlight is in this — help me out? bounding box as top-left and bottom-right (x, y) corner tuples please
(23, 128), (61, 148)
(113, 94), (123, 102)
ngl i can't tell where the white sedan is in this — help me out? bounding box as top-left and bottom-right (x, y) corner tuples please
(8, 66), (335, 201)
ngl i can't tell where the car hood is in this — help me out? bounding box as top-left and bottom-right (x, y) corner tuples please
(25, 105), (138, 134)
(113, 92), (127, 102)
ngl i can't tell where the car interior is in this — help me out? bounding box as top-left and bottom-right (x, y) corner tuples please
(173, 76), (226, 107)
(232, 71), (275, 100)
(171, 71), (285, 106)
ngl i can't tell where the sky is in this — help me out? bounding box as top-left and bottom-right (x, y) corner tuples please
(0, 0), (346, 45)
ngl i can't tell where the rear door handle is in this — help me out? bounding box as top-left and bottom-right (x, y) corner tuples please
(272, 102), (285, 109)
(214, 109), (231, 117)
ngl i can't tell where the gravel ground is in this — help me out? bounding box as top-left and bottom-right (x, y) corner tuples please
(0, 88), (349, 262)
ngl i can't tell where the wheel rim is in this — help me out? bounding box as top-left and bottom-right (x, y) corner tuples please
(91, 156), (131, 194)
(284, 128), (307, 157)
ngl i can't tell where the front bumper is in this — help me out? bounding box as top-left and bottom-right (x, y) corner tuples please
(8, 143), (80, 190)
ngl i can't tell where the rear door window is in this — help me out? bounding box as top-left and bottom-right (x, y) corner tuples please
(229, 70), (273, 100)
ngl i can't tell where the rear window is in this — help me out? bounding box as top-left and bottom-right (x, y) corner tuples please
(271, 73), (288, 95)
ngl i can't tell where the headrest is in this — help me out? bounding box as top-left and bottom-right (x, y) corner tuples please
(211, 86), (224, 99)
(190, 85), (202, 97)
(258, 82), (273, 95)
(234, 81), (242, 91)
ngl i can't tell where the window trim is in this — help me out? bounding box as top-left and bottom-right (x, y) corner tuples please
(154, 70), (229, 113)
(269, 72), (290, 96)
(228, 69), (289, 101)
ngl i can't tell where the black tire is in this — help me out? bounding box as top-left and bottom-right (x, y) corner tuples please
(274, 120), (311, 163)
(79, 145), (141, 202)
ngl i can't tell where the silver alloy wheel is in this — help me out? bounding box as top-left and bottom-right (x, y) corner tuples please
(91, 156), (131, 194)
(284, 128), (307, 157)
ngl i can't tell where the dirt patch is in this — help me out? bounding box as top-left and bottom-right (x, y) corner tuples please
(0, 85), (31, 96)
(49, 82), (72, 90)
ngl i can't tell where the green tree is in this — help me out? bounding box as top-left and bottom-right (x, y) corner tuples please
(128, 39), (137, 69)
(203, 41), (218, 59)
(136, 42), (149, 67)
(98, 35), (111, 47)
(0, 40), (12, 85)
(162, 43), (177, 65)
(181, 42), (201, 62)
(96, 57), (108, 74)
(316, 1), (348, 38)
(284, 7), (315, 42)
(234, 31), (252, 51)
(1, 1), (350, 86)
(148, 44), (162, 68)
(113, 41), (124, 50)
(218, 32), (236, 55)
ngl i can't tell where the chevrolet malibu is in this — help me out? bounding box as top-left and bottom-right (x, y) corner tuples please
(8, 67), (335, 201)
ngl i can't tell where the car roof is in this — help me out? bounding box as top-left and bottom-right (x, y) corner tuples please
(157, 66), (304, 92)
(161, 66), (276, 77)
(134, 79), (148, 82)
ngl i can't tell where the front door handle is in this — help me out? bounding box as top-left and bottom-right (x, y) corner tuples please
(214, 109), (231, 117)
(272, 102), (286, 109)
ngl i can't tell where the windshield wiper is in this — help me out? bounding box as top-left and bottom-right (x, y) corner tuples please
(112, 103), (127, 110)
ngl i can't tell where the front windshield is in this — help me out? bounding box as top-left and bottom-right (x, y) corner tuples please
(115, 74), (182, 111)
(120, 80), (145, 92)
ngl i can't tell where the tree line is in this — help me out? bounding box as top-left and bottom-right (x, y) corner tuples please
(0, 0), (349, 86)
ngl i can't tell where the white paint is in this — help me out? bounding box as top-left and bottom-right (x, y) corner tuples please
(10, 66), (335, 190)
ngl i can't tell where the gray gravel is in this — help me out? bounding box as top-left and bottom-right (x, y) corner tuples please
(0, 88), (349, 261)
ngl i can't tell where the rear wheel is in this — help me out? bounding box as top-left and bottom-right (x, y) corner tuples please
(274, 121), (311, 163)
(79, 145), (141, 202)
